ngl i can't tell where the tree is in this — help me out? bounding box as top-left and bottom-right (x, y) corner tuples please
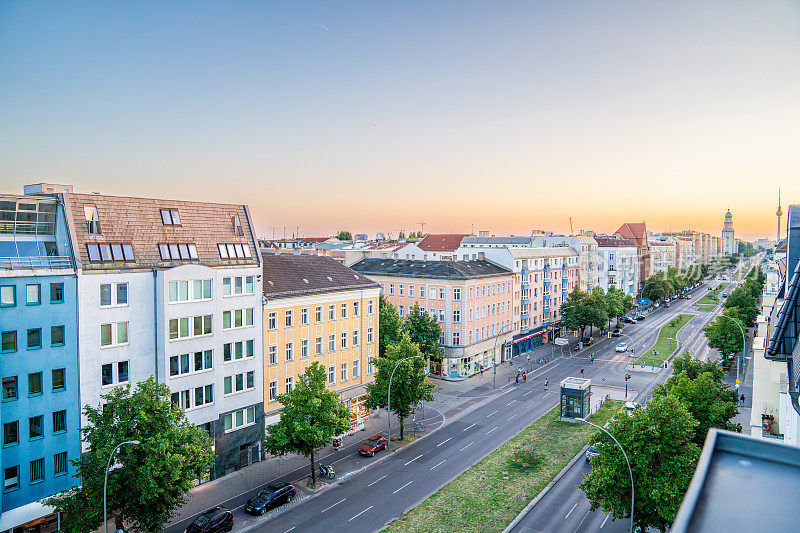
(579, 395), (701, 533)
(703, 311), (744, 364)
(723, 287), (757, 327)
(605, 287), (632, 326)
(399, 230), (406, 239)
(366, 335), (435, 440)
(642, 273), (672, 302)
(404, 303), (444, 361)
(378, 295), (402, 356)
(671, 352), (725, 382)
(336, 230), (353, 241)
(46, 378), (213, 533)
(561, 289), (608, 339)
(653, 371), (739, 445)
(263, 362), (352, 487)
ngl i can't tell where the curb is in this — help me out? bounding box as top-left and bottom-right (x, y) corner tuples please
(501, 444), (590, 533)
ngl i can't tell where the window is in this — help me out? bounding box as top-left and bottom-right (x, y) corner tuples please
(439, 288), (445, 300)
(4, 421), (18, 446)
(420, 286), (426, 298)
(54, 452), (67, 476)
(399, 305), (404, 317)
(301, 339), (309, 358)
(341, 363), (348, 382)
(2, 377), (17, 401)
(194, 385), (214, 406)
(301, 308), (308, 325)
(169, 316), (210, 339)
(118, 361), (129, 383)
(269, 381), (277, 402)
(328, 334), (336, 352)
(353, 360), (360, 378)
(341, 302), (348, 319)
(84, 205), (101, 234)
(368, 357), (374, 374)
(51, 326), (65, 347)
(398, 284), (404, 296)
(438, 309), (445, 322)
(29, 415), (43, 439)
(52, 369), (65, 391)
(353, 301), (360, 316)
(160, 208), (181, 225)
(101, 364), (113, 386)
(268, 345), (277, 365)
(285, 342), (294, 361)
(0, 286), (15, 307)
(25, 284), (40, 305)
(285, 376), (293, 393)
(224, 371), (255, 395)
(409, 285), (415, 297)
(328, 366), (335, 385)
(100, 322), (128, 346)
(453, 332), (460, 345)
(268, 312), (277, 330)
(389, 284), (394, 295)
(453, 288), (461, 301)
(315, 306), (322, 322)
(367, 327), (374, 344)
(2, 331), (16, 353)
(27, 328), (41, 349)
(285, 310), (293, 328)
(28, 373), (42, 396)
(368, 299), (374, 314)
(4, 465), (19, 491)
(341, 332), (347, 349)
(53, 410), (66, 433)
(353, 330), (359, 346)
(328, 305), (335, 320)
(315, 337), (322, 355)
(223, 406), (255, 432)
(30, 458), (44, 483)
(217, 243), (252, 260)
(453, 310), (460, 323)
(86, 243), (135, 262)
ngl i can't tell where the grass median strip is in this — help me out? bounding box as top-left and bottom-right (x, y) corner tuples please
(635, 313), (693, 366)
(383, 401), (621, 533)
(697, 282), (730, 307)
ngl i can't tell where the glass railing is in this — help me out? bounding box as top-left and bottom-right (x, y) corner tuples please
(0, 256), (73, 270)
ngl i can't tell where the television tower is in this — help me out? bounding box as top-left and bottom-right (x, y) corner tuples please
(777, 188), (783, 242)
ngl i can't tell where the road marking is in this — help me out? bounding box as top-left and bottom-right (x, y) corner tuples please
(321, 498), (346, 513)
(460, 441), (474, 452)
(487, 410), (498, 418)
(461, 422), (477, 433)
(523, 391), (533, 397)
(367, 475), (386, 487)
(348, 505), (373, 521)
(600, 514), (610, 528)
(404, 454), (423, 465)
(393, 481), (413, 493)
(486, 426), (498, 435)
(543, 392), (551, 398)
(284, 528), (295, 533)
(506, 400), (515, 406)
(437, 437), (451, 447)
(509, 413), (518, 420)
(564, 502), (579, 519)
(430, 459), (446, 471)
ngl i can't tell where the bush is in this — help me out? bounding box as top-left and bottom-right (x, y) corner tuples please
(508, 449), (543, 473)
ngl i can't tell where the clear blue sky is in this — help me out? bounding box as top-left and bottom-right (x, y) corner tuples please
(1, 1), (798, 239)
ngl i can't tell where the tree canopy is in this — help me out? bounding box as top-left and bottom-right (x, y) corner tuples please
(46, 378), (214, 533)
(404, 303), (444, 360)
(670, 352), (725, 382)
(336, 230), (353, 241)
(378, 294), (402, 356)
(263, 362), (352, 486)
(703, 310), (745, 363)
(641, 273), (673, 302)
(560, 289), (608, 338)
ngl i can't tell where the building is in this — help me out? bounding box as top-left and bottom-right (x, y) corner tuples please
(0, 190), (81, 532)
(351, 259), (514, 379)
(325, 241), (425, 267)
(648, 239), (677, 275)
(594, 236), (638, 296)
(261, 255), (380, 428)
(416, 234), (470, 261)
(529, 235), (599, 292)
(63, 190), (264, 479)
(614, 223), (650, 290)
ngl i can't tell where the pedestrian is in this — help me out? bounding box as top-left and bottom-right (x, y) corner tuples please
(515, 373), (519, 385)
(480, 366), (484, 377)
(740, 394), (745, 407)
(522, 372), (527, 383)
(580, 368), (584, 376)
(544, 378), (549, 390)
(527, 354), (531, 365)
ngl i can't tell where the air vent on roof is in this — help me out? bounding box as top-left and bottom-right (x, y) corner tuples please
(303, 278), (309, 283)
(354, 275), (359, 279)
(267, 280), (274, 286)
(326, 276), (333, 281)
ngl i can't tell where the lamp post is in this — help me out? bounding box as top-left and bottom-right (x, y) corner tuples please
(493, 322), (511, 389)
(714, 313), (747, 391)
(386, 355), (423, 451)
(576, 418), (635, 533)
(104, 440), (140, 533)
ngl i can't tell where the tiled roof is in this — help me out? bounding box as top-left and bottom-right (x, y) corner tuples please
(594, 236), (636, 247)
(350, 258), (512, 279)
(66, 192), (258, 270)
(262, 254), (378, 298)
(417, 233), (470, 251)
(507, 247), (579, 259)
(615, 222), (647, 246)
(460, 236), (533, 246)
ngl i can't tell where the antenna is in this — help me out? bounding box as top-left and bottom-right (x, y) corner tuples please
(417, 220), (426, 235)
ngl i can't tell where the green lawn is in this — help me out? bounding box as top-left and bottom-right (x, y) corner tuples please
(696, 282), (730, 307)
(696, 303), (716, 312)
(384, 401), (621, 533)
(635, 313), (694, 366)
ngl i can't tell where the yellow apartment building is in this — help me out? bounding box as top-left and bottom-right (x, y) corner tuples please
(261, 254), (381, 429)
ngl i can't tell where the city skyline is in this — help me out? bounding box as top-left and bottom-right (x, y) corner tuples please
(2, 1), (798, 240)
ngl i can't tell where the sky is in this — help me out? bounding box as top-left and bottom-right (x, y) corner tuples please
(1, 1), (798, 241)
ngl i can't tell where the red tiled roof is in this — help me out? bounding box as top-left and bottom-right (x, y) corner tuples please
(614, 223), (647, 246)
(417, 233), (470, 251)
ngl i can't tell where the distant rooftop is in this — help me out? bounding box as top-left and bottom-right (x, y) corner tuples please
(262, 254), (378, 298)
(350, 258), (512, 280)
(417, 233), (470, 251)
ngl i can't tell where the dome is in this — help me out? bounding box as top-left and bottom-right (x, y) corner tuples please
(725, 210), (732, 219)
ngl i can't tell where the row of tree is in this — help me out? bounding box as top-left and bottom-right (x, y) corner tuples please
(560, 287), (634, 339)
(641, 265), (705, 302)
(580, 354), (739, 532)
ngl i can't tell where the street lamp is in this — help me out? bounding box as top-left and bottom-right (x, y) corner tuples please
(576, 418), (635, 533)
(714, 313), (747, 390)
(386, 355), (423, 451)
(493, 322), (511, 389)
(104, 440), (141, 533)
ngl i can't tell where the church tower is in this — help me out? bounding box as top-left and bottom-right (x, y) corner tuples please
(722, 209), (735, 255)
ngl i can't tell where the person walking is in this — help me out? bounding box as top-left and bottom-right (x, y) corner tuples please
(740, 393), (746, 407)
(544, 378), (549, 391)
(522, 372), (527, 383)
(480, 366), (484, 377)
(515, 373), (519, 385)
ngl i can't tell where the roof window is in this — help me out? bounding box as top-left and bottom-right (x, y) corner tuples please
(218, 243), (251, 259)
(158, 243), (198, 261)
(232, 214), (244, 236)
(86, 243), (134, 262)
(160, 209), (181, 226)
(84, 206), (101, 234)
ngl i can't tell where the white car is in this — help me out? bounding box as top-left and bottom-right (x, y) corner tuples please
(615, 342), (628, 352)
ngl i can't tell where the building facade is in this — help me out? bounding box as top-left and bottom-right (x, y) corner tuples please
(648, 239), (677, 275)
(261, 255), (380, 428)
(594, 237), (639, 296)
(614, 223), (650, 290)
(722, 210), (735, 255)
(529, 235), (599, 292)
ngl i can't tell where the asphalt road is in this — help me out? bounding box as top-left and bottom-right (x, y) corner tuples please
(509, 281), (729, 533)
(226, 282), (714, 533)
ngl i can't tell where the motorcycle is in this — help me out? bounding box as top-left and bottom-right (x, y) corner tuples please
(319, 464), (335, 479)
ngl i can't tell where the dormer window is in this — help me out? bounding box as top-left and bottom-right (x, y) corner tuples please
(160, 209), (181, 225)
(231, 214), (244, 236)
(84, 206), (101, 234)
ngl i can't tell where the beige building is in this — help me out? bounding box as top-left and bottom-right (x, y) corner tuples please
(648, 239), (677, 275)
(262, 255), (380, 428)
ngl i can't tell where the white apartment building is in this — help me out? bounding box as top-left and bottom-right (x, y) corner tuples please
(594, 236), (639, 297)
(63, 191), (264, 479)
(530, 235), (599, 292)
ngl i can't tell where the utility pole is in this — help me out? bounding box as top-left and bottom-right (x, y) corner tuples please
(417, 220), (426, 236)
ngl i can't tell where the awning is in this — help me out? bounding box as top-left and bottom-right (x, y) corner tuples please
(0, 501), (57, 531)
(514, 331), (543, 344)
(339, 384), (368, 402)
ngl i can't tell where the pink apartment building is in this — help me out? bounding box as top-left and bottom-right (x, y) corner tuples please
(351, 259), (515, 380)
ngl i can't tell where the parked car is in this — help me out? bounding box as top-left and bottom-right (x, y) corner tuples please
(665, 302), (670, 308)
(586, 443), (601, 462)
(636, 314), (646, 321)
(615, 342), (628, 352)
(611, 329), (621, 337)
(624, 316), (637, 324)
(244, 483), (296, 516)
(581, 337), (594, 346)
(359, 435), (388, 456)
(186, 507), (233, 533)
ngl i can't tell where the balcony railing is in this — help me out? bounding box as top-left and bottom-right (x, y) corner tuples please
(0, 256), (73, 270)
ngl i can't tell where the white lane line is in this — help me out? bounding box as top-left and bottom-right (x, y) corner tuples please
(487, 410), (498, 418)
(543, 392), (551, 398)
(367, 475), (386, 487)
(486, 426), (498, 435)
(600, 514), (610, 528)
(429, 459), (446, 471)
(348, 505), (373, 521)
(509, 413), (518, 420)
(564, 502), (579, 519)
(437, 437), (452, 447)
(393, 481), (413, 494)
(284, 528), (295, 533)
(523, 391), (533, 397)
(404, 454), (423, 466)
(321, 498), (346, 513)
(506, 400), (515, 406)
(460, 441), (474, 452)
(462, 423), (477, 432)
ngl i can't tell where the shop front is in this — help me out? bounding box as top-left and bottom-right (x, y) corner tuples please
(513, 328), (543, 356)
(340, 385), (371, 433)
(446, 356), (473, 379)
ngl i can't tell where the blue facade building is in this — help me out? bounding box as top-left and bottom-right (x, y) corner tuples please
(0, 187), (80, 532)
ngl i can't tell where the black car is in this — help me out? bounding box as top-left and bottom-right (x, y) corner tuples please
(624, 316), (637, 324)
(186, 507), (233, 533)
(245, 483), (297, 515)
(611, 329), (621, 337)
(636, 314), (646, 321)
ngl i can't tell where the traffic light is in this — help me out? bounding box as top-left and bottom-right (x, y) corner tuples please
(625, 374), (631, 381)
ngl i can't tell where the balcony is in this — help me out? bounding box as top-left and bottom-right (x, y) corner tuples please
(521, 311), (529, 320)
(521, 297), (529, 306)
(0, 255), (73, 270)
(543, 280), (550, 287)
(562, 277), (568, 284)
(543, 293), (550, 300)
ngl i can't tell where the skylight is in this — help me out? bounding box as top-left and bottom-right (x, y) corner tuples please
(160, 209), (181, 225)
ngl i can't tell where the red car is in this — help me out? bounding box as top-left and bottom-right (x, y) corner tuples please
(359, 435), (388, 457)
